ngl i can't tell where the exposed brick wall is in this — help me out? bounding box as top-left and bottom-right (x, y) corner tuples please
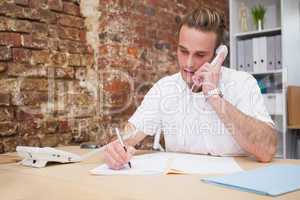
(0, 0), (95, 153)
(0, 0), (228, 153)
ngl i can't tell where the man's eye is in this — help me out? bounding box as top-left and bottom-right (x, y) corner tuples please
(180, 49), (188, 54)
(195, 54), (205, 58)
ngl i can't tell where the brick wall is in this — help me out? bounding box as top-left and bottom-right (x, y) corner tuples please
(0, 0), (228, 153)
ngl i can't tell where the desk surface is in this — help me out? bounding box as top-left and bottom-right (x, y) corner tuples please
(1, 146), (300, 200)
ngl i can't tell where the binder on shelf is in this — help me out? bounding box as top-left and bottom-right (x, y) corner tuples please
(252, 37), (260, 73)
(237, 40), (245, 71)
(275, 35), (282, 69)
(267, 36), (276, 71)
(244, 39), (253, 72)
(259, 37), (268, 72)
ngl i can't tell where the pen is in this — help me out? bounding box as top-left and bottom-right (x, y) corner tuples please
(115, 128), (132, 168)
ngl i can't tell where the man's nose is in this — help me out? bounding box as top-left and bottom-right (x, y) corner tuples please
(187, 55), (194, 68)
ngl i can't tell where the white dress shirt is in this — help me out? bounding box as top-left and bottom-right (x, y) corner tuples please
(129, 67), (274, 156)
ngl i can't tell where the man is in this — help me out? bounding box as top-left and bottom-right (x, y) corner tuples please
(104, 7), (277, 170)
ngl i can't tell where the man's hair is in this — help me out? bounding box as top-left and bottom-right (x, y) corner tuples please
(178, 6), (226, 48)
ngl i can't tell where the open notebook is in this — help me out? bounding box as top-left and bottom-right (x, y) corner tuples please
(90, 152), (243, 175)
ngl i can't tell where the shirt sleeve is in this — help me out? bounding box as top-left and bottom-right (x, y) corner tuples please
(128, 81), (163, 136)
(235, 74), (275, 126)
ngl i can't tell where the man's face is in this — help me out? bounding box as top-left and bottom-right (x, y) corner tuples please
(177, 25), (217, 87)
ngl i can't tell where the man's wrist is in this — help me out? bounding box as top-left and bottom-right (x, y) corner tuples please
(206, 94), (222, 104)
(204, 88), (223, 101)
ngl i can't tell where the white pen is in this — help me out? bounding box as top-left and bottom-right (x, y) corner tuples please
(115, 128), (132, 168)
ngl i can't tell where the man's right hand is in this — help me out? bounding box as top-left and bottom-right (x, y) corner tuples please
(103, 140), (136, 170)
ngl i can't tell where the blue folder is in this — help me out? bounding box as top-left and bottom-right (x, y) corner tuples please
(202, 164), (300, 196)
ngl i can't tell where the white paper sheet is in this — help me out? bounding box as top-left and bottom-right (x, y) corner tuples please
(90, 152), (243, 175)
(90, 153), (169, 175)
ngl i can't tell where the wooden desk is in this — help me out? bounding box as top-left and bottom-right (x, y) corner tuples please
(288, 125), (300, 130)
(1, 146), (300, 200)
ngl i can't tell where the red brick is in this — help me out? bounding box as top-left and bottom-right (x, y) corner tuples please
(67, 91), (94, 105)
(59, 40), (89, 54)
(1, 136), (18, 152)
(79, 30), (86, 42)
(58, 14), (85, 29)
(0, 46), (12, 61)
(48, 0), (63, 11)
(0, 107), (14, 121)
(127, 47), (138, 58)
(22, 34), (48, 49)
(48, 25), (59, 38)
(31, 50), (49, 64)
(17, 135), (41, 147)
(0, 3), (22, 17)
(55, 67), (75, 79)
(0, 78), (18, 94)
(147, 0), (159, 6)
(0, 62), (8, 73)
(58, 133), (73, 144)
(40, 134), (59, 147)
(108, 92), (130, 108)
(50, 51), (68, 66)
(67, 105), (95, 118)
(38, 8), (57, 24)
(58, 120), (72, 133)
(43, 119), (58, 134)
(32, 22), (48, 36)
(48, 38), (59, 50)
(0, 17), (32, 33)
(74, 42), (91, 54)
(0, 32), (21, 47)
(68, 53), (81, 66)
(63, 1), (80, 16)
(18, 119), (42, 136)
(28, 0), (47, 8)
(12, 48), (31, 63)
(15, 19), (34, 33)
(7, 63), (48, 77)
(99, 45), (108, 55)
(12, 91), (49, 106)
(0, 122), (18, 137)
(0, 3), (42, 21)
(16, 107), (44, 121)
(80, 54), (94, 67)
(104, 79), (130, 93)
(19, 78), (49, 91)
(58, 26), (81, 41)
(0, 93), (10, 106)
(15, 0), (29, 6)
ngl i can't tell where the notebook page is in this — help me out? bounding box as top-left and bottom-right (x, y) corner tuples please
(90, 153), (170, 175)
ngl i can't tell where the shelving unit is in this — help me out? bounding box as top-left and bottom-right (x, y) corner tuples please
(230, 0), (300, 158)
(235, 27), (281, 39)
(250, 69), (282, 76)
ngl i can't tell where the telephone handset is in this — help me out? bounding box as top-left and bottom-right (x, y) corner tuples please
(191, 45), (228, 92)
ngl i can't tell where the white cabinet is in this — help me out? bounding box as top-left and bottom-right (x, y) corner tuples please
(229, 0), (300, 158)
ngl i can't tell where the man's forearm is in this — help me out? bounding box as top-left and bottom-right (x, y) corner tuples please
(123, 123), (147, 147)
(207, 96), (278, 162)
